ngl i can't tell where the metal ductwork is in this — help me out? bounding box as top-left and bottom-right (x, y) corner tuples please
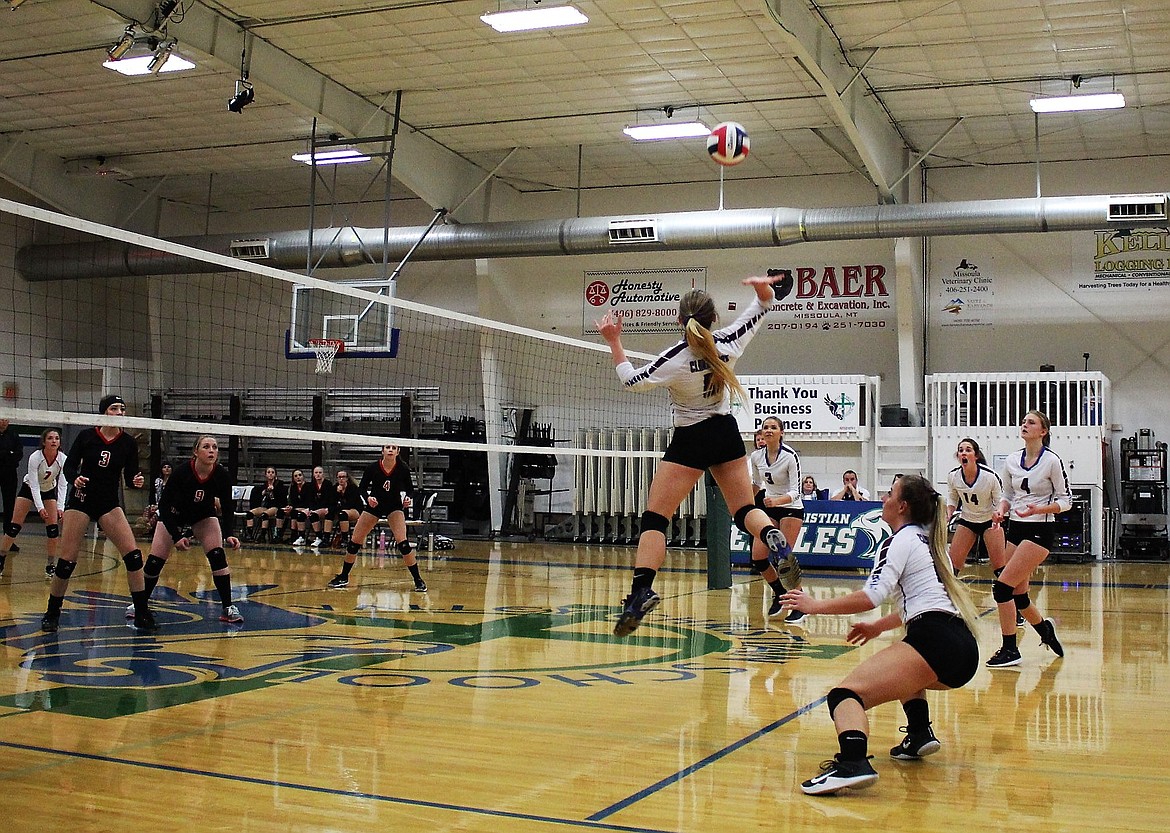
(15, 193), (1168, 281)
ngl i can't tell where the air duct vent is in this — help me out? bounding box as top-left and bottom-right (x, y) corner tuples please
(608, 219), (659, 244)
(229, 239), (271, 259)
(1107, 195), (1168, 223)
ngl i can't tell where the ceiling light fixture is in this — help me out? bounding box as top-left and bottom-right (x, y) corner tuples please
(624, 121), (710, 141)
(227, 79), (254, 113)
(480, 4), (588, 33)
(102, 49), (195, 75)
(1029, 92), (1125, 113)
(107, 25), (138, 61)
(146, 38), (175, 73)
(291, 148), (372, 166)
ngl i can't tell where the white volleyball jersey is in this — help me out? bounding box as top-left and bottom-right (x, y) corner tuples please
(750, 443), (803, 509)
(1000, 446), (1072, 522)
(24, 449), (67, 511)
(863, 524), (960, 622)
(946, 464), (1002, 523)
(615, 295), (769, 427)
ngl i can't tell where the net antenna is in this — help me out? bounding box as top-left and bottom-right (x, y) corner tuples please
(307, 338), (345, 375)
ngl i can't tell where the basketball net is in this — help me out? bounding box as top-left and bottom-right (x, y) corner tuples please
(308, 339), (343, 375)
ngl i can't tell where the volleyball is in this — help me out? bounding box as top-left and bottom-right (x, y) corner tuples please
(707, 121), (750, 166)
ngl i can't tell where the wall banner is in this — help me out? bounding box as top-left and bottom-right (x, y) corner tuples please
(937, 256), (994, 327)
(730, 499), (889, 569)
(582, 267), (706, 334)
(1078, 228), (1170, 292)
(733, 381), (863, 433)
(761, 263), (894, 334)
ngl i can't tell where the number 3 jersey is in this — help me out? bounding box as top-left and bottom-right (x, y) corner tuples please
(64, 427), (140, 502)
(614, 294), (769, 427)
(946, 464), (1002, 523)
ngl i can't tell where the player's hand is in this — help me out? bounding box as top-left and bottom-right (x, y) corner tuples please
(367, 496), (379, 509)
(402, 496), (413, 510)
(75, 475), (89, 489)
(226, 536), (241, 550)
(39, 507), (51, 521)
(176, 536), (191, 551)
(132, 473), (145, 489)
(1017, 505), (1038, 518)
(595, 310), (623, 342)
(780, 588), (817, 614)
(847, 620), (884, 646)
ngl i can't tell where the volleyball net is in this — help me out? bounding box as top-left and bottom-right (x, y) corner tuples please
(1, 196), (684, 529)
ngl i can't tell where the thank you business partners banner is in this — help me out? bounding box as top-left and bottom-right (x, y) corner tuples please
(733, 380), (863, 433)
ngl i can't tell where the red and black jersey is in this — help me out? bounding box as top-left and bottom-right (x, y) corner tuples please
(334, 482), (365, 513)
(157, 459), (236, 539)
(359, 458), (413, 511)
(306, 478), (336, 511)
(287, 480), (311, 509)
(63, 427), (140, 504)
(250, 479), (288, 509)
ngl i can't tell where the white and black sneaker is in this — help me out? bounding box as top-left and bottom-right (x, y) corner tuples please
(801, 755), (879, 795)
(1035, 618), (1064, 657)
(767, 595), (783, 618)
(890, 725), (941, 760)
(326, 574), (349, 589)
(986, 646), (1022, 668)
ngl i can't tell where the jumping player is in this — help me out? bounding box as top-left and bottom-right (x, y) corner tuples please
(130, 435), (243, 624)
(596, 277), (798, 637)
(749, 415), (808, 623)
(0, 428), (67, 578)
(327, 444), (424, 591)
(40, 395), (154, 633)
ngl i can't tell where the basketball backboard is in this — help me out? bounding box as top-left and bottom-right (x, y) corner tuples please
(286, 279), (399, 359)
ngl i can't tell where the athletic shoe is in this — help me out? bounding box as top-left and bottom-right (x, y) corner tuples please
(311, 537), (322, 548)
(326, 574), (349, 589)
(125, 603), (136, 620)
(220, 604), (244, 624)
(293, 536), (306, 546)
(413, 581), (428, 592)
(801, 755), (879, 796)
(45, 564), (56, 578)
(40, 611), (60, 632)
(1035, 619), (1064, 658)
(890, 725), (941, 760)
(764, 526), (789, 556)
(986, 646), (1022, 668)
(774, 553), (802, 592)
(784, 608), (808, 626)
(9, 543), (18, 553)
(767, 595), (783, 618)
(132, 609), (158, 632)
(613, 586), (661, 637)
(1016, 611), (1025, 628)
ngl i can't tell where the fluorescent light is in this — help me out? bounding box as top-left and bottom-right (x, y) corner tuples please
(292, 148), (372, 165)
(1029, 92), (1125, 113)
(102, 52), (196, 75)
(623, 121), (710, 141)
(481, 5), (588, 33)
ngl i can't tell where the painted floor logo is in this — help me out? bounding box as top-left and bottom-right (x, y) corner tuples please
(1, 586), (841, 719)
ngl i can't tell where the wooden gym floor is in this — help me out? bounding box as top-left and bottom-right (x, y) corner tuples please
(0, 536), (1166, 832)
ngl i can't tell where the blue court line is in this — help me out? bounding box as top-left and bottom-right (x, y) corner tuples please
(587, 696), (827, 821)
(0, 738), (676, 833)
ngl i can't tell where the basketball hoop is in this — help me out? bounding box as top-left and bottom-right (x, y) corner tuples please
(307, 338), (345, 375)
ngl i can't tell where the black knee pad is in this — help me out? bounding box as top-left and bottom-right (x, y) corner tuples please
(53, 559), (77, 580)
(206, 547), (228, 572)
(750, 558), (773, 576)
(1013, 592), (1031, 611)
(45, 524), (60, 539)
(639, 511), (669, 534)
(122, 549), (144, 572)
(144, 554), (167, 577)
(993, 566), (1004, 578)
(732, 505), (753, 534)
(347, 541), (361, 555)
(826, 687), (864, 717)
(292, 509), (307, 522)
(396, 539), (412, 555)
(4, 522), (21, 538)
(992, 580), (1014, 604)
